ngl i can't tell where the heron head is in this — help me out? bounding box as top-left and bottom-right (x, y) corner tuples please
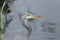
(23, 14), (42, 19)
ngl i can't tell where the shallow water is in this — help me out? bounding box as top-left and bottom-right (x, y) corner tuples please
(2, 0), (60, 40)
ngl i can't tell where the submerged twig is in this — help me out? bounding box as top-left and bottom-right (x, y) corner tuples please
(3, 8), (12, 34)
(3, 18), (12, 34)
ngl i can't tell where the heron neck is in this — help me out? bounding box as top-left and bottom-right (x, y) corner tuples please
(22, 18), (32, 40)
(22, 18), (30, 30)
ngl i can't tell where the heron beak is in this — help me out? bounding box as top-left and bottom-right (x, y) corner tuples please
(32, 16), (42, 18)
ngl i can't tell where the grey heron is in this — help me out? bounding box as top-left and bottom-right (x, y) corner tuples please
(19, 13), (42, 40)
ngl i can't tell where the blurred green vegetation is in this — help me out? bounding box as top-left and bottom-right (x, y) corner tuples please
(0, 0), (11, 14)
(0, 0), (9, 13)
(0, 0), (10, 40)
(0, 0), (14, 40)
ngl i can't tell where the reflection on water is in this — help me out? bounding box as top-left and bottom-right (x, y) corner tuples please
(41, 20), (56, 33)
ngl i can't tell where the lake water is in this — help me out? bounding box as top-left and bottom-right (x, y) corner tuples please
(2, 0), (60, 40)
